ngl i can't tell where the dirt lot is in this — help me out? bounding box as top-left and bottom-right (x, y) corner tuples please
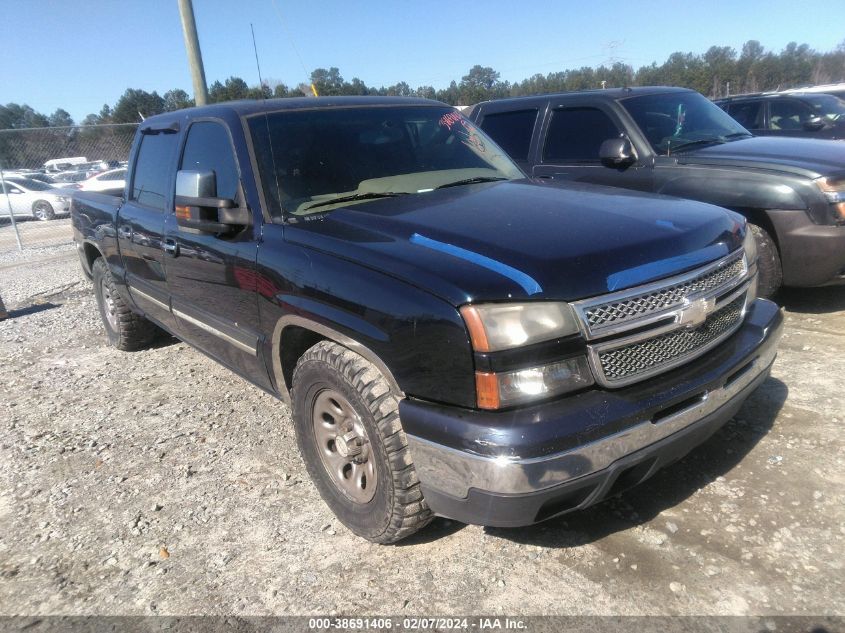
(0, 218), (72, 252)
(0, 250), (843, 616)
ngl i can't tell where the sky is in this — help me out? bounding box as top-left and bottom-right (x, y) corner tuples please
(2, 0), (844, 123)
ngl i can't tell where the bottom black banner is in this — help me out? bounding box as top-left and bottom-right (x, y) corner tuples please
(0, 616), (841, 633)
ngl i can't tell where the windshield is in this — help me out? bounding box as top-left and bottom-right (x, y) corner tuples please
(248, 105), (523, 216)
(802, 94), (845, 121)
(621, 91), (751, 155)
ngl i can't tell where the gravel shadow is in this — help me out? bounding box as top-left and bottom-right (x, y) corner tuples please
(5, 302), (60, 318)
(778, 285), (845, 314)
(483, 376), (788, 548)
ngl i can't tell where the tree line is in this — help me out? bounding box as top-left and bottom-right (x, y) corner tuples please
(2, 39), (844, 131)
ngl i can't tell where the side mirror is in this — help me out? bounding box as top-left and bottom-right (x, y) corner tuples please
(174, 169), (251, 233)
(599, 137), (636, 167)
(803, 116), (826, 131)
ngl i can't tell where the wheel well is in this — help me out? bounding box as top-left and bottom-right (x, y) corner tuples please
(734, 209), (780, 251)
(82, 242), (102, 277)
(32, 199), (52, 211)
(279, 326), (326, 392)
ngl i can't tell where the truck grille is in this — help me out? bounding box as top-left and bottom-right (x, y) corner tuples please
(582, 254), (746, 335)
(595, 295), (746, 385)
(573, 249), (753, 388)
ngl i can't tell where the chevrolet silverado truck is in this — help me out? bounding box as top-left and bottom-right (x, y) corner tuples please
(72, 97), (782, 543)
(467, 87), (845, 297)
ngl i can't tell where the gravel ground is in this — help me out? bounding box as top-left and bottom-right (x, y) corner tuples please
(0, 218), (73, 253)
(0, 254), (843, 616)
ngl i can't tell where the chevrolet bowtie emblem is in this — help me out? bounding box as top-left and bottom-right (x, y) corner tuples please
(678, 297), (716, 328)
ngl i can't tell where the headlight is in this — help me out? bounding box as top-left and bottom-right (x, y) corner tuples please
(742, 225), (758, 266)
(461, 302), (592, 409)
(814, 176), (845, 222)
(476, 357), (594, 409)
(460, 302), (580, 352)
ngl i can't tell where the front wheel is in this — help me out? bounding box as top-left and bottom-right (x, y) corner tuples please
(32, 201), (55, 221)
(291, 341), (432, 543)
(749, 223), (782, 299)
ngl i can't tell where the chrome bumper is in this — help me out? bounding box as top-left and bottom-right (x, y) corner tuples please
(406, 343), (777, 499)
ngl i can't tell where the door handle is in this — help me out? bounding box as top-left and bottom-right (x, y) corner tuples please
(117, 225), (133, 240)
(162, 238), (179, 257)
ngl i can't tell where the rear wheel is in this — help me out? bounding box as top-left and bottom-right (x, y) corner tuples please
(749, 223), (782, 299)
(32, 201), (55, 221)
(291, 341), (432, 543)
(92, 258), (159, 351)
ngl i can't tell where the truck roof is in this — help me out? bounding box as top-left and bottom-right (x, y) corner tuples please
(141, 96), (448, 126)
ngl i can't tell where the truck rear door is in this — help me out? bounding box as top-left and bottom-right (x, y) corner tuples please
(117, 125), (179, 330)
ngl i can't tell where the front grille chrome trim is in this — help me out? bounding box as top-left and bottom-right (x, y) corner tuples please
(586, 282), (750, 388)
(573, 250), (748, 340)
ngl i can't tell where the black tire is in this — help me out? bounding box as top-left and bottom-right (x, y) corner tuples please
(32, 201), (55, 221)
(91, 257), (159, 351)
(749, 223), (782, 299)
(291, 341), (433, 544)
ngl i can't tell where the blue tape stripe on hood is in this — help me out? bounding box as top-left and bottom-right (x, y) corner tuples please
(606, 243), (730, 292)
(409, 233), (542, 296)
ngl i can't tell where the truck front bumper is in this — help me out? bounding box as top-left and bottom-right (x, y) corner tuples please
(400, 299), (783, 527)
(769, 210), (845, 286)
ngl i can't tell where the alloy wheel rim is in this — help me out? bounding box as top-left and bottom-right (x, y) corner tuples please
(311, 388), (377, 504)
(100, 278), (119, 331)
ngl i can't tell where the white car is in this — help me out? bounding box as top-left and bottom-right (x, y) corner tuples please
(79, 168), (127, 193)
(0, 176), (70, 221)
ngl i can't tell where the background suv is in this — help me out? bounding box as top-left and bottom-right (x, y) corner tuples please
(716, 92), (845, 140)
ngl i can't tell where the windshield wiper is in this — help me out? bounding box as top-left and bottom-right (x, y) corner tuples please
(669, 138), (727, 153)
(724, 132), (753, 139)
(436, 176), (507, 189)
(300, 191), (406, 212)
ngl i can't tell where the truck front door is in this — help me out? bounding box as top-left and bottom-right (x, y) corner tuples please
(162, 120), (269, 386)
(531, 102), (654, 192)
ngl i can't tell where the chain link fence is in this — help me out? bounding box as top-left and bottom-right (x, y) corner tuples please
(0, 123), (138, 253)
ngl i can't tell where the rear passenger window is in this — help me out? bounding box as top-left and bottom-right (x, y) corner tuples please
(543, 107), (620, 163)
(179, 122), (240, 199)
(726, 101), (762, 129)
(479, 109), (538, 161)
(131, 132), (178, 210)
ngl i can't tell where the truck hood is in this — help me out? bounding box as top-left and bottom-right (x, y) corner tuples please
(677, 135), (845, 178)
(285, 180), (744, 305)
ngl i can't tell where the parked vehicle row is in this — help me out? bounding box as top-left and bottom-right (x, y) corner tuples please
(0, 174), (70, 220)
(468, 86), (845, 296)
(2, 162), (128, 220)
(73, 96), (783, 543)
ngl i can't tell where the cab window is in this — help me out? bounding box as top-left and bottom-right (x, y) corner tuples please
(131, 131), (178, 210)
(543, 107), (620, 163)
(179, 121), (240, 200)
(479, 109), (538, 161)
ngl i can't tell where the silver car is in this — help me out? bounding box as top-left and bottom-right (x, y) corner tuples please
(0, 176), (71, 220)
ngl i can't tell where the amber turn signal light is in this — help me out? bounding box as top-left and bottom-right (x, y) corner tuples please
(475, 371), (500, 410)
(460, 305), (491, 352)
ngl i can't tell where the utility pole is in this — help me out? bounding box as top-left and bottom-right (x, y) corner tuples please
(177, 0), (209, 106)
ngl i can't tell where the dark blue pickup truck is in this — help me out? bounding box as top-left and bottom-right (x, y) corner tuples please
(72, 97), (782, 543)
